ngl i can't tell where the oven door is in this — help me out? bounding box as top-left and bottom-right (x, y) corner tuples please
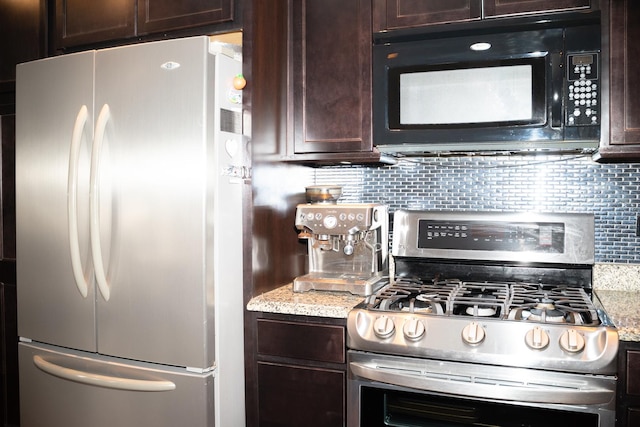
(347, 351), (616, 427)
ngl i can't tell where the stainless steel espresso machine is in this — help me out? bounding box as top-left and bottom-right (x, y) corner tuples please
(294, 186), (389, 296)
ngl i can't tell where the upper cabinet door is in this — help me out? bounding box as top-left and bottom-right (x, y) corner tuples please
(608, 0), (640, 146)
(55, 0), (136, 49)
(137, 0), (233, 35)
(55, 0), (237, 51)
(373, 0), (481, 31)
(373, 0), (595, 32)
(0, 0), (46, 89)
(291, 0), (373, 154)
(595, 0), (640, 161)
(484, 0), (592, 17)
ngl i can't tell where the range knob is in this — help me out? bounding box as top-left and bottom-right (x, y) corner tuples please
(403, 318), (426, 341)
(525, 326), (550, 350)
(461, 321), (485, 345)
(373, 316), (395, 339)
(559, 329), (586, 353)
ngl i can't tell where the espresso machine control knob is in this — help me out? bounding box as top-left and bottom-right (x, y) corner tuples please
(323, 215), (338, 229)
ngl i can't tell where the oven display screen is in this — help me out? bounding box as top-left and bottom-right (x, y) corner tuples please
(417, 220), (565, 253)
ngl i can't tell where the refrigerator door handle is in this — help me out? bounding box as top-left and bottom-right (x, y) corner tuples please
(91, 104), (111, 301)
(68, 105), (90, 298)
(33, 355), (177, 392)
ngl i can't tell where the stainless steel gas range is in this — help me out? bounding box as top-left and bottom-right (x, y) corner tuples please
(347, 210), (618, 427)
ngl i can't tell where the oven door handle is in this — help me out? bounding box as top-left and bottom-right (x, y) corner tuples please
(350, 362), (614, 405)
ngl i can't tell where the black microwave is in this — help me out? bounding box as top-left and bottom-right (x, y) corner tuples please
(373, 13), (601, 155)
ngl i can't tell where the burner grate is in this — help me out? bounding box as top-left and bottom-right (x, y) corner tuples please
(365, 277), (457, 315)
(366, 277), (601, 326)
(507, 284), (599, 325)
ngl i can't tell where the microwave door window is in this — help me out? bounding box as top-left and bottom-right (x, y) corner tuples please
(399, 65), (534, 127)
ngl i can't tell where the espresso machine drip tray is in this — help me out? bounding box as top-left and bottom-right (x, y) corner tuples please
(294, 272), (388, 296)
(293, 202), (389, 296)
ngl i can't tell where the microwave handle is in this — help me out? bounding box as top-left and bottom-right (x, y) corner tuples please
(551, 52), (563, 128)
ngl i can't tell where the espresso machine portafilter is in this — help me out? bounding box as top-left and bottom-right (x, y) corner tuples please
(294, 192), (389, 296)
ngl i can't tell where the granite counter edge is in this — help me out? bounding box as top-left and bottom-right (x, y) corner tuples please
(247, 283), (364, 319)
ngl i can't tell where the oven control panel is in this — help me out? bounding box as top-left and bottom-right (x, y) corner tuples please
(392, 210), (595, 265)
(417, 220), (565, 253)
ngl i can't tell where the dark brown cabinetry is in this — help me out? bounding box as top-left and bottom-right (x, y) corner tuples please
(1, 282), (18, 427)
(254, 314), (347, 427)
(55, 0), (240, 50)
(289, 0), (377, 161)
(249, 0), (379, 164)
(138, 0), (233, 35)
(616, 342), (640, 427)
(0, 0), (47, 111)
(373, 0), (594, 31)
(373, 0), (481, 30)
(595, 0), (640, 161)
(55, 0), (136, 48)
(484, 0), (592, 16)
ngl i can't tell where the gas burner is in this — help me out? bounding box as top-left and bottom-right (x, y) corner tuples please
(530, 298), (568, 322)
(465, 306), (497, 317)
(364, 276), (457, 315)
(507, 298), (573, 323)
(506, 284), (598, 325)
(451, 282), (509, 319)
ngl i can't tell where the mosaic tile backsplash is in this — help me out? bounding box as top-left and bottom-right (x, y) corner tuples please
(314, 154), (640, 264)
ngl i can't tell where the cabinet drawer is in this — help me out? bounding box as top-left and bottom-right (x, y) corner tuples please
(257, 362), (345, 427)
(627, 350), (640, 396)
(257, 319), (345, 364)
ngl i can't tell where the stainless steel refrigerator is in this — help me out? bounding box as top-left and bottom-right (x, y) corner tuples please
(15, 36), (247, 427)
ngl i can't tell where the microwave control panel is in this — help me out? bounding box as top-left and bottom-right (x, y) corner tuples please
(566, 52), (599, 127)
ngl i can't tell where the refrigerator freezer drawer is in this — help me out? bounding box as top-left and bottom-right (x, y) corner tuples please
(19, 342), (215, 427)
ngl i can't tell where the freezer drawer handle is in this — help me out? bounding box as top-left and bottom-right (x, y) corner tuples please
(33, 355), (176, 392)
(68, 105), (90, 298)
(91, 104), (112, 301)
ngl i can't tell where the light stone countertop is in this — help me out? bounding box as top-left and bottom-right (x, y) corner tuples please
(247, 263), (640, 339)
(247, 283), (364, 319)
(595, 290), (640, 342)
(593, 263), (640, 342)
(593, 263), (640, 291)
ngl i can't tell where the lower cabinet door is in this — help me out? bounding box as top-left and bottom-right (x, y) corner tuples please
(258, 362), (345, 427)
